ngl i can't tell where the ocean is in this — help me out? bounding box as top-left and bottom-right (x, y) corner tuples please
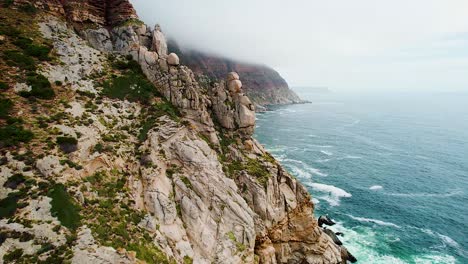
(254, 90), (468, 263)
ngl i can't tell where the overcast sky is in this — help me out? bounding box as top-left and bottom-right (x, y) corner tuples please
(131, 0), (468, 92)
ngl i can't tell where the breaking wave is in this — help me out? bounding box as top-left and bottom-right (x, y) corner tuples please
(346, 215), (401, 228)
(306, 182), (351, 206)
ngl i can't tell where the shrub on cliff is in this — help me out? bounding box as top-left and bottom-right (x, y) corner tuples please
(3, 50), (36, 71)
(19, 73), (55, 99)
(56, 136), (78, 153)
(102, 73), (155, 104)
(0, 97), (13, 119)
(0, 124), (34, 147)
(13, 37), (52, 61)
(48, 184), (81, 230)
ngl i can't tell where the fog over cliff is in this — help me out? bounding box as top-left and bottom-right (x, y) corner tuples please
(132, 0), (468, 92)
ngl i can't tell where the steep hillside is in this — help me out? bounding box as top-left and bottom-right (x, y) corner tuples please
(168, 41), (304, 110)
(0, 1), (353, 263)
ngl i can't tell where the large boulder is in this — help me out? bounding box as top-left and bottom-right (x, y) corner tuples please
(227, 72), (240, 81)
(167, 53), (180, 66)
(83, 28), (113, 51)
(152, 24), (168, 57)
(228, 80), (242, 93)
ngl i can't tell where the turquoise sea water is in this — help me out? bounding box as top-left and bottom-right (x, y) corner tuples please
(254, 90), (468, 263)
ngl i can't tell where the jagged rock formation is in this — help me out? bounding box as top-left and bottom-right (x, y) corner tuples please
(168, 41), (305, 109)
(0, 1), (349, 263)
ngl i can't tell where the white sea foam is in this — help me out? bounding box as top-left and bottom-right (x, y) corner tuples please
(320, 150), (333, 156)
(316, 158), (332, 163)
(408, 226), (467, 257)
(306, 167), (328, 177)
(306, 183), (351, 206)
(343, 155), (362, 159)
(285, 159), (328, 177)
(289, 164), (328, 179)
(346, 214), (401, 228)
(369, 185), (383, 190)
(316, 154), (362, 163)
(385, 190), (463, 198)
(329, 222), (458, 264)
(309, 144), (333, 148)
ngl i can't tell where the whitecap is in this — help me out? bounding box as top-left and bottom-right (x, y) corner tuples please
(346, 214), (401, 228)
(343, 155), (362, 159)
(284, 159), (328, 177)
(306, 182), (351, 206)
(304, 166), (328, 177)
(385, 190), (463, 198)
(369, 185), (383, 190)
(309, 144), (333, 148)
(320, 150), (333, 156)
(439, 234), (460, 248)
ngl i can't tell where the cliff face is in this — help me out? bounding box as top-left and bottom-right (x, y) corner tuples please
(0, 1), (349, 263)
(168, 41), (304, 109)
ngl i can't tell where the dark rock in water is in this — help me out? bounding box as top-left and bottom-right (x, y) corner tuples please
(323, 228), (343, 246)
(336, 232), (344, 236)
(318, 215), (336, 227)
(341, 246), (357, 263)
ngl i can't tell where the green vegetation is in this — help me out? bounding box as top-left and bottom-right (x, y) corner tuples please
(102, 55), (160, 102)
(0, 97), (13, 119)
(180, 176), (192, 189)
(56, 136), (78, 153)
(102, 73), (156, 103)
(3, 173), (26, 189)
(48, 184), (81, 230)
(17, 2), (37, 14)
(183, 255), (194, 264)
(56, 136), (78, 145)
(59, 159), (83, 170)
(0, 82), (8, 90)
(3, 248), (24, 263)
(226, 231), (246, 252)
(13, 36), (52, 61)
(82, 171), (174, 263)
(0, 123), (34, 147)
(3, 50), (36, 71)
(138, 102), (180, 141)
(2, 0), (14, 8)
(246, 158), (270, 186)
(0, 192), (21, 218)
(19, 73), (54, 99)
(118, 18), (145, 27)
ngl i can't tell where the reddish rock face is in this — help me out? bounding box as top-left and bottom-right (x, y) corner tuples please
(61, 0), (138, 26)
(13, 0), (137, 26)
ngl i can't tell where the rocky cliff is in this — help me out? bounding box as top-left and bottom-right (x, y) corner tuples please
(0, 1), (351, 263)
(168, 41), (304, 110)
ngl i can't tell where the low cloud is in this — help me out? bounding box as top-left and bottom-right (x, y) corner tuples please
(132, 0), (468, 92)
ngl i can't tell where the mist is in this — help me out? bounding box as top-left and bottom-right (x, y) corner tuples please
(131, 0), (468, 92)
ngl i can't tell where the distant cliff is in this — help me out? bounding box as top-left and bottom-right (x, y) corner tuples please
(168, 40), (304, 109)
